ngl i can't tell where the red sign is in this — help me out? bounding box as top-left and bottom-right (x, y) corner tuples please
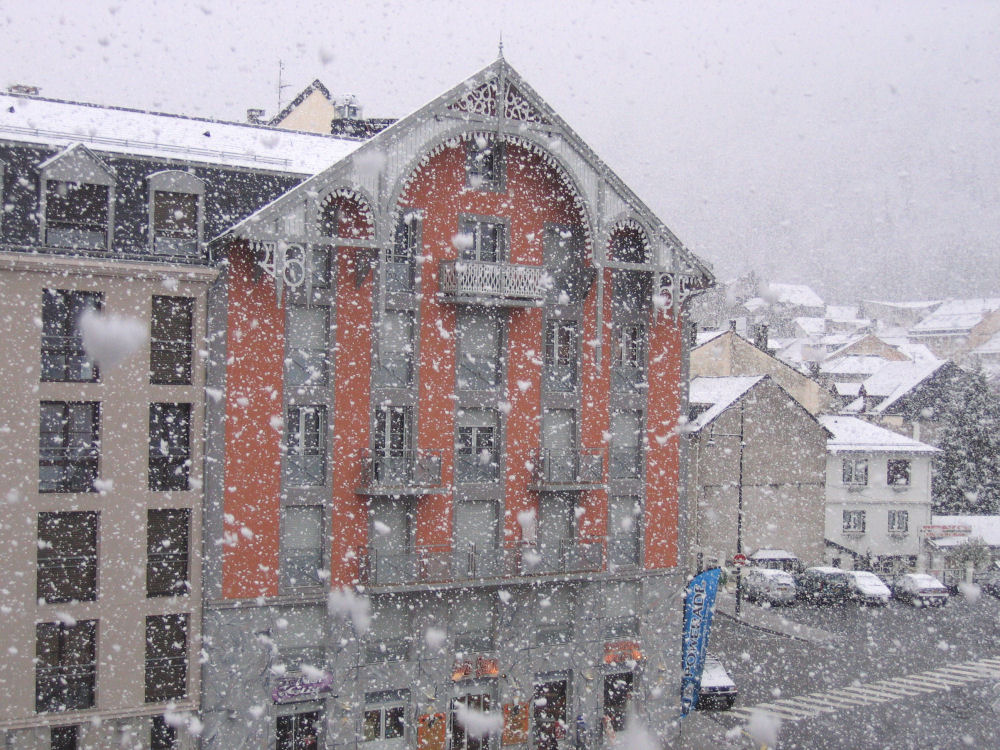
(733, 553), (748, 566)
(603, 640), (642, 664)
(921, 525), (972, 539)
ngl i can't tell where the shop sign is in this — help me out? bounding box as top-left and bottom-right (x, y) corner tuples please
(451, 654), (500, 680)
(271, 671), (334, 704)
(603, 640), (642, 664)
(921, 524), (972, 539)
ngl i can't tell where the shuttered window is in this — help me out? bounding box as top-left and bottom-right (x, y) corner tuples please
(150, 296), (194, 385)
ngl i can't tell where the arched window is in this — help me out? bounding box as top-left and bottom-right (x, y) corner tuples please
(608, 223), (649, 265)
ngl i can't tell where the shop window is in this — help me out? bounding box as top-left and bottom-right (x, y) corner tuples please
(277, 709), (320, 750)
(363, 691), (407, 743)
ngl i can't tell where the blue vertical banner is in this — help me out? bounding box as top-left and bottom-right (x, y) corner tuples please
(680, 567), (722, 716)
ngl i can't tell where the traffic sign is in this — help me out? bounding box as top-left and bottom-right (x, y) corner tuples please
(733, 553), (748, 566)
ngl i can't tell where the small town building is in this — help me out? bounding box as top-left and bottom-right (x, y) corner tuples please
(819, 416), (938, 575)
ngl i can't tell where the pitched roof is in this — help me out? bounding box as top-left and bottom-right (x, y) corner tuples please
(766, 282), (824, 308)
(818, 415), (938, 453)
(269, 79), (334, 126)
(686, 376), (764, 431)
(214, 57), (714, 286)
(845, 360), (948, 414)
(0, 90), (360, 173)
(910, 298), (1000, 335)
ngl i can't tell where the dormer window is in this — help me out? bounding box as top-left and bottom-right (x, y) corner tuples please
(466, 138), (504, 190)
(39, 144), (115, 251)
(148, 171), (205, 256)
(44, 182), (109, 250)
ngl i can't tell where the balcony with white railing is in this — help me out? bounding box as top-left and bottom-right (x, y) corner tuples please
(438, 260), (547, 306)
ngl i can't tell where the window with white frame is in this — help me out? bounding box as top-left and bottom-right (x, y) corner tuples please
(458, 217), (506, 263)
(887, 459), (911, 487)
(842, 458), (868, 486)
(843, 509), (866, 533)
(286, 406), (327, 487)
(456, 409), (499, 483)
(363, 690), (408, 743)
(888, 510), (909, 534)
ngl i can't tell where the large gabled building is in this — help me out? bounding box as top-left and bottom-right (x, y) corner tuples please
(202, 57), (711, 749)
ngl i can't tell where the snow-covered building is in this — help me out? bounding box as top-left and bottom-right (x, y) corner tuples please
(908, 298), (1000, 359)
(819, 416), (938, 575)
(0, 88), (361, 747)
(686, 376), (829, 570)
(203, 57), (712, 749)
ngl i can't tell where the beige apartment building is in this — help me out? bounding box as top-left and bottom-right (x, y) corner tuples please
(0, 254), (212, 748)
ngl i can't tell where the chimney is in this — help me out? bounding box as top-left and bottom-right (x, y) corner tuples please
(7, 84), (40, 96)
(753, 323), (769, 351)
(246, 108), (266, 124)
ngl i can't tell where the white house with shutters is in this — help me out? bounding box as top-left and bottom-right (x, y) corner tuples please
(819, 416), (939, 575)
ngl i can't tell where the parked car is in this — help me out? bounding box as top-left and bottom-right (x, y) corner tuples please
(748, 548), (802, 573)
(974, 571), (1000, 600)
(795, 566), (852, 604)
(844, 570), (891, 605)
(894, 573), (949, 607)
(742, 567), (797, 606)
(697, 653), (737, 710)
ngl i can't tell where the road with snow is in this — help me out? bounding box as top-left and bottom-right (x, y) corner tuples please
(708, 593), (1000, 749)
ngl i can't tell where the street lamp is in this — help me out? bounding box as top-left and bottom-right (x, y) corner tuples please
(706, 400), (746, 616)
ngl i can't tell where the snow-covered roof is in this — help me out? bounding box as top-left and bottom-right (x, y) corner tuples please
(864, 299), (942, 310)
(743, 296), (769, 312)
(850, 360), (947, 414)
(749, 549), (798, 560)
(695, 329), (727, 347)
(826, 305), (859, 321)
(794, 317), (827, 336)
(972, 330), (1000, 355)
(910, 298), (1000, 335)
(818, 415), (939, 453)
(686, 376), (764, 431)
(930, 515), (1000, 548)
(0, 92), (362, 174)
(766, 282), (824, 308)
(835, 382), (861, 398)
(819, 355), (893, 376)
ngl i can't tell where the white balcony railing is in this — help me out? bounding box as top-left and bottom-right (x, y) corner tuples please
(439, 260), (547, 304)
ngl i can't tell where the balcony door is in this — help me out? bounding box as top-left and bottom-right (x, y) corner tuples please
(541, 408), (576, 482)
(454, 500), (500, 578)
(537, 493), (574, 574)
(373, 406), (412, 483)
(370, 499), (414, 585)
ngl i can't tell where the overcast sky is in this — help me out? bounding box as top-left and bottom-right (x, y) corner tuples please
(3, 0), (998, 302)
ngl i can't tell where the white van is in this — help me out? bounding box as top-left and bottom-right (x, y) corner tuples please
(741, 567), (797, 605)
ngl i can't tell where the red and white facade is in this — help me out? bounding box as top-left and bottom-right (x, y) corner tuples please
(201, 59), (711, 749)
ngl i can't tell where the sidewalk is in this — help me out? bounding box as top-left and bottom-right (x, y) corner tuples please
(714, 588), (841, 645)
(665, 711), (744, 749)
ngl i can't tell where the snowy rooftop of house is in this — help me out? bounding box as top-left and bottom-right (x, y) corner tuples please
(910, 298), (1000, 335)
(827, 305), (860, 322)
(818, 415), (938, 453)
(819, 355), (894, 376)
(743, 296), (769, 312)
(686, 376), (764, 431)
(972, 330), (1000, 355)
(859, 360), (945, 403)
(835, 382), (861, 398)
(695, 330), (727, 347)
(795, 317), (827, 336)
(864, 299), (943, 310)
(930, 515), (1000, 548)
(766, 282), (824, 308)
(749, 549), (798, 560)
(0, 92), (362, 173)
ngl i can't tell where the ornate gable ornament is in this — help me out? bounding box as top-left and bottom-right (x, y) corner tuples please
(448, 78), (549, 125)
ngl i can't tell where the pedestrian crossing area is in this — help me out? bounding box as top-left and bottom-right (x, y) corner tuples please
(727, 655), (1000, 723)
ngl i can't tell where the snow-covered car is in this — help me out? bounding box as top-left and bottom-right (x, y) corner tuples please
(697, 653), (737, 710)
(893, 573), (949, 607)
(742, 567), (797, 606)
(796, 567), (852, 604)
(844, 570), (891, 605)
